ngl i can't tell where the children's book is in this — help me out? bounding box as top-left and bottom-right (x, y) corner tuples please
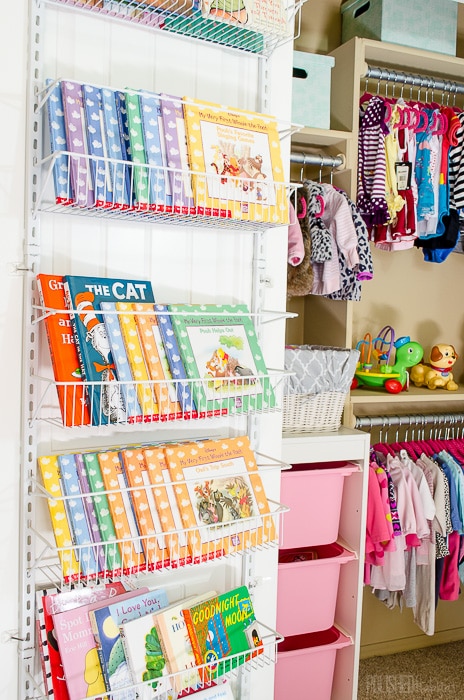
(154, 303), (197, 417)
(169, 303), (275, 415)
(81, 451), (123, 574)
(182, 97), (288, 224)
(114, 89), (133, 207)
(100, 300), (143, 423)
(139, 90), (172, 212)
(200, 0), (289, 37)
(160, 93), (195, 214)
(89, 586), (166, 694)
(102, 87), (132, 208)
(35, 588), (53, 700)
(82, 83), (114, 208)
(57, 454), (100, 579)
(97, 449), (146, 573)
(63, 275), (155, 425)
(181, 680), (235, 700)
(120, 446), (170, 569)
(36, 273), (90, 427)
(125, 89), (150, 209)
(74, 452), (108, 574)
(45, 78), (73, 205)
(61, 79), (95, 209)
(133, 302), (182, 420)
(37, 454), (81, 582)
(182, 585), (262, 682)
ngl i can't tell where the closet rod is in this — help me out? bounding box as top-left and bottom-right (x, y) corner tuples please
(289, 152), (344, 168)
(364, 65), (464, 96)
(355, 412), (464, 430)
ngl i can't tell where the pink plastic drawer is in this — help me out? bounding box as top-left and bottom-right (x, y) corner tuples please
(276, 543), (355, 636)
(280, 461), (357, 548)
(275, 626), (352, 700)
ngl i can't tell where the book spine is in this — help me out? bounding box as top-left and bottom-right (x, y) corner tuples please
(61, 79), (95, 208)
(74, 453), (107, 574)
(101, 87), (131, 209)
(125, 89), (150, 208)
(88, 611), (111, 693)
(45, 78), (73, 205)
(82, 83), (114, 208)
(139, 91), (170, 212)
(160, 94), (195, 214)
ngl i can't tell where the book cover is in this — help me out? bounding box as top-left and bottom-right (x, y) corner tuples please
(143, 445), (191, 567)
(61, 79), (95, 208)
(100, 300), (143, 423)
(115, 300), (159, 421)
(81, 451), (123, 574)
(82, 83), (114, 208)
(139, 90), (172, 212)
(74, 452), (108, 574)
(89, 586), (166, 694)
(45, 78), (73, 205)
(120, 446), (170, 569)
(133, 302), (182, 420)
(182, 586), (262, 682)
(114, 89), (133, 208)
(35, 589), (53, 700)
(160, 93), (195, 214)
(63, 275), (155, 425)
(125, 89), (150, 209)
(182, 97), (288, 224)
(57, 454), (100, 579)
(97, 450), (146, 573)
(169, 303), (275, 414)
(154, 303), (197, 417)
(102, 87), (132, 208)
(181, 680), (235, 700)
(37, 454), (81, 582)
(36, 273), (90, 428)
(201, 0), (289, 37)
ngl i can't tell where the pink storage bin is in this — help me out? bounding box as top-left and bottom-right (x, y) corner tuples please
(276, 543), (355, 636)
(275, 626), (352, 700)
(280, 461), (358, 548)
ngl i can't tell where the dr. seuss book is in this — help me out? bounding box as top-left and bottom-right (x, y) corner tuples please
(182, 585), (262, 682)
(44, 78), (73, 205)
(120, 447), (170, 568)
(36, 273), (90, 427)
(89, 586), (167, 694)
(74, 453), (108, 574)
(133, 302), (182, 420)
(169, 303), (275, 414)
(37, 454), (81, 581)
(139, 90), (172, 211)
(63, 275), (155, 425)
(82, 83), (114, 208)
(102, 87), (132, 208)
(61, 80), (95, 208)
(125, 89), (150, 209)
(160, 93), (195, 214)
(182, 97), (288, 224)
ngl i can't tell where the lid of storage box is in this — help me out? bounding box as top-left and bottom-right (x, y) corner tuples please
(288, 460), (356, 472)
(278, 543), (355, 567)
(293, 50), (335, 68)
(278, 626), (352, 654)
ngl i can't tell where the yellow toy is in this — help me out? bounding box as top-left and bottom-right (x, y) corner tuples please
(410, 344), (459, 391)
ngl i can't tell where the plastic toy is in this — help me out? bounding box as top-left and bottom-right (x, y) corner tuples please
(410, 344), (459, 391)
(352, 326), (424, 394)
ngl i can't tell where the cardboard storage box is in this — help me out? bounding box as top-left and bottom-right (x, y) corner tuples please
(292, 51), (335, 129)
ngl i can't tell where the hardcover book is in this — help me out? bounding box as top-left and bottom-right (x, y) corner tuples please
(125, 89), (150, 209)
(169, 303), (275, 414)
(102, 87), (132, 208)
(160, 93), (195, 214)
(36, 273), (90, 427)
(182, 97), (288, 224)
(114, 89), (133, 207)
(182, 585), (262, 682)
(74, 452), (108, 574)
(61, 79), (95, 208)
(200, 0), (289, 37)
(82, 83), (114, 208)
(37, 454), (81, 581)
(139, 90), (172, 211)
(63, 275), (155, 425)
(45, 78), (73, 205)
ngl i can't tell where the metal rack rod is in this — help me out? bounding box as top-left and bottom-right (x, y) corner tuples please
(364, 65), (464, 96)
(289, 152), (345, 168)
(355, 412), (464, 430)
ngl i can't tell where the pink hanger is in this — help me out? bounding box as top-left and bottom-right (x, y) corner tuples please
(297, 195), (307, 220)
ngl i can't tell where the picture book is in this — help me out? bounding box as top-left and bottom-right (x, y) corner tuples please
(169, 303), (275, 414)
(63, 275), (155, 425)
(182, 585), (262, 682)
(102, 87), (132, 208)
(81, 451), (123, 574)
(35, 589), (53, 700)
(182, 97), (288, 224)
(45, 78), (73, 205)
(89, 587), (168, 694)
(182, 681), (235, 700)
(120, 446), (170, 569)
(82, 83), (114, 208)
(115, 300), (159, 421)
(52, 588), (144, 700)
(133, 302), (182, 420)
(139, 90), (172, 212)
(125, 89), (150, 209)
(61, 79), (95, 208)
(114, 90), (133, 210)
(200, 0), (289, 37)
(154, 303), (197, 417)
(160, 93), (195, 214)
(143, 446), (191, 567)
(74, 452), (108, 574)
(37, 454), (81, 581)
(36, 273), (90, 427)
(57, 453), (99, 579)
(100, 300), (143, 423)
(97, 450), (146, 573)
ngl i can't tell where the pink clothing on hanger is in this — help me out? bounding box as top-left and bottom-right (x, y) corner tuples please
(287, 200), (305, 266)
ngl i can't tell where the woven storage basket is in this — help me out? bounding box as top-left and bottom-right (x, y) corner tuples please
(282, 391), (347, 433)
